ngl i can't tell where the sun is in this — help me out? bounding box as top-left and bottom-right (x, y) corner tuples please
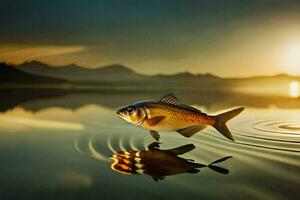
(284, 43), (300, 75)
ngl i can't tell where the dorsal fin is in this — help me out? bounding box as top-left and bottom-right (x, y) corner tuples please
(159, 93), (203, 114)
(159, 93), (180, 105)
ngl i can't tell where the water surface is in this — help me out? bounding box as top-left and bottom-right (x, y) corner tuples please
(0, 88), (299, 200)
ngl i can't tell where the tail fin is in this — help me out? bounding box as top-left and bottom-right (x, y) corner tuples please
(212, 107), (245, 141)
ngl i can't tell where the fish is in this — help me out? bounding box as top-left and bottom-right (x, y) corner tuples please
(117, 93), (244, 141)
(111, 142), (232, 181)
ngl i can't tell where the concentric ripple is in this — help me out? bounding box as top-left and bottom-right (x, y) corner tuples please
(252, 120), (300, 136)
(218, 115), (300, 153)
(74, 132), (225, 167)
(74, 133), (147, 164)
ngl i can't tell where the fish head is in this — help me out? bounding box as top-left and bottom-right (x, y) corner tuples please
(116, 105), (147, 126)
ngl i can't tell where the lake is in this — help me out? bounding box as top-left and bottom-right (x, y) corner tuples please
(0, 88), (299, 200)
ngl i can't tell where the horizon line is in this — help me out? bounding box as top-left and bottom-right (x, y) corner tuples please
(1, 59), (298, 79)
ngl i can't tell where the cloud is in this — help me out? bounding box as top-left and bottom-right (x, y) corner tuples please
(1, 1), (300, 76)
(0, 44), (86, 64)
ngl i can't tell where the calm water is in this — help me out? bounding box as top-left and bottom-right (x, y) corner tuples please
(0, 88), (299, 200)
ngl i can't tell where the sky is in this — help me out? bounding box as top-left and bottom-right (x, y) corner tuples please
(1, 0), (300, 77)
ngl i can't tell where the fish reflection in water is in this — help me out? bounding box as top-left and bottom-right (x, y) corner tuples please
(111, 142), (232, 181)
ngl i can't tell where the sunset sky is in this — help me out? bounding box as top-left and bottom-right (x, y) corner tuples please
(1, 0), (300, 77)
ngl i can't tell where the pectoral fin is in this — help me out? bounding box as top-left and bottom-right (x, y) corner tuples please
(150, 130), (160, 141)
(146, 116), (166, 127)
(176, 125), (206, 138)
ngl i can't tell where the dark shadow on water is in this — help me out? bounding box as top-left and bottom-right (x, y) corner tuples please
(111, 142), (232, 181)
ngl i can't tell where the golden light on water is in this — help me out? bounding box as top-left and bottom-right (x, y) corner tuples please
(289, 81), (300, 98)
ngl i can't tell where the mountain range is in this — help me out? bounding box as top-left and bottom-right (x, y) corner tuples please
(18, 61), (144, 82)
(17, 61), (225, 86)
(1, 60), (299, 87)
(0, 62), (66, 84)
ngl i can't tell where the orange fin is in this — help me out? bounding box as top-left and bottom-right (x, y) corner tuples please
(213, 107), (245, 141)
(159, 93), (180, 104)
(146, 116), (165, 127)
(159, 93), (203, 113)
(176, 125), (206, 138)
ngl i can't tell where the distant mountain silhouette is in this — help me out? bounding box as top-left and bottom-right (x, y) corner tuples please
(19, 61), (144, 82)
(0, 63), (66, 83)
(17, 61), (227, 87)
(13, 60), (300, 87)
(224, 73), (300, 87)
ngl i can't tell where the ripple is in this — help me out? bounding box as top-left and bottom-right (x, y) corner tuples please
(74, 133), (145, 163)
(252, 120), (300, 136)
(278, 124), (300, 131)
(71, 106), (300, 200)
(224, 116), (300, 153)
(75, 116), (300, 163)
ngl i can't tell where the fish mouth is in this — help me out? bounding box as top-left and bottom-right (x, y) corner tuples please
(116, 109), (126, 118)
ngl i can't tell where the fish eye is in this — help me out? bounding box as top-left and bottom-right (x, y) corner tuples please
(126, 107), (134, 113)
